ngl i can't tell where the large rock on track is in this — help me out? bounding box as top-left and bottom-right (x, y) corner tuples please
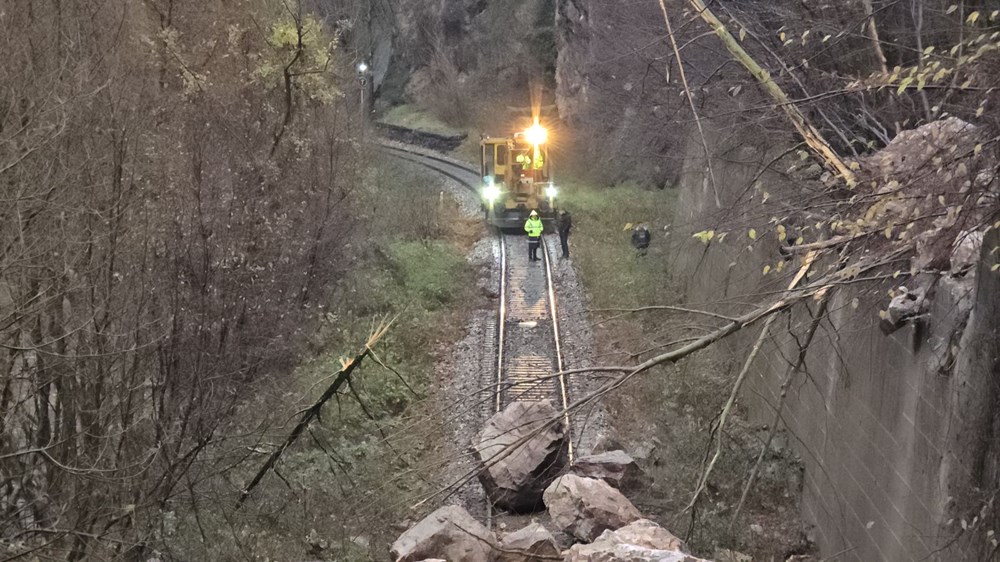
(542, 474), (642, 542)
(474, 400), (568, 513)
(571, 450), (649, 493)
(563, 519), (710, 562)
(495, 522), (560, 562)
(389, 505), (495, 562)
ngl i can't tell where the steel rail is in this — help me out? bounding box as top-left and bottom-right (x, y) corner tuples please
(540, 236), (574, 464)
(494, 236), (507, 414)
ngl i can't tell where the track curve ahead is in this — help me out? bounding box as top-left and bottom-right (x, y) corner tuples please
(380, 142), (574, 512)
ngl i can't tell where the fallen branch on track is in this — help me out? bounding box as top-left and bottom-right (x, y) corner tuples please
(413, 247), (910, 511)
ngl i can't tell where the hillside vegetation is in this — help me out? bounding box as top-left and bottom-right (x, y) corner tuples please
(0, 0), (372, 558)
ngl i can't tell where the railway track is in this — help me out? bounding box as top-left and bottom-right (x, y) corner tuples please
(380, 142), (574, 513)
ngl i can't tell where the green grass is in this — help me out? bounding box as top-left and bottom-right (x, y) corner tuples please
(389, 240), (469, 306)
(379, 104), (465, 137)
(561, 179), (677, 310)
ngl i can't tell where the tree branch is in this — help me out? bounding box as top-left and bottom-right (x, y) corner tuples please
(236, 322), (392, 508)
(685, 0), (856, 184)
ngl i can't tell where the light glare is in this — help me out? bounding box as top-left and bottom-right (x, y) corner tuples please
(525, 124), (548, 145)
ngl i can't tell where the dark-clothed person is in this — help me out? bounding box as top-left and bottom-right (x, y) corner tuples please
(632, 224), (651, 256)
(557, 210), (572, 259)
(524, 210), (543, 261)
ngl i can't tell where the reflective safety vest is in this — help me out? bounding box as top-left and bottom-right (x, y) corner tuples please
(524, 217), (543, 238)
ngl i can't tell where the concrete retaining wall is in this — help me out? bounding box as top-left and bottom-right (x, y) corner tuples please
(670, 138), (1000, 561)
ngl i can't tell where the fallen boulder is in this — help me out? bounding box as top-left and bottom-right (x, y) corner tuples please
(543, 474), (642, 542)
(474, 400), (568, 513)
(563, 519), (709, 562)
(571, 450), (649, 493)
(495, 522), (560, 562)
(389, 505), (495, 562)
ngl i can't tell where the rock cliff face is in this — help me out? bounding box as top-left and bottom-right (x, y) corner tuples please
(386, 0), (555, 117)
(551, 0), (732, 186)
(554, 0), (589, 123)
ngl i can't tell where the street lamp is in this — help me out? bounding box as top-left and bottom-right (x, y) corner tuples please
(356, 61), (370, 124)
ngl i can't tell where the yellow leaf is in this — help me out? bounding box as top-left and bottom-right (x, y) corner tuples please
(923, 45), (935, 55)
(624, 222), (634, 231)
(946, 4), (958, 15)
(779, 31), (786, 42)
(977, 106), (985, 117)
(822, 34), (832, 43)
(849, 161), (861, 171)
(776, 260), (786, 272)
(763, 265), (771, 275)
(777, 224), (787, 241)
(692, 230), (715, 244)
(795, 236), (804, 245)
(893, 270), (901, 278)
(992, 10), (999, 20)
(739, 27), (747, 41)
(851, 298), (860, 309)
(884, 226), (893, 239)
(992, 264), (1000, 271)
(748, 228), (758, 240)
(968, 11), (980, 24)
(897, 77), (913, 95)
(975, 144), (983, 156)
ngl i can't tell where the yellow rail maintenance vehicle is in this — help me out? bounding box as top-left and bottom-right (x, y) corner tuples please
(480, 124), (559, 230)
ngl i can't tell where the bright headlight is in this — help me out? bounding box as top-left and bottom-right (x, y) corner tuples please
(483, 184), (501, 202)
(525, 124), (548, 145)
(545, 185), (558, 199)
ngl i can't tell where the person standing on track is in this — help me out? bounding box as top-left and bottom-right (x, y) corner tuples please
(557, 210), (572, 259)
(524, 210), (544, 262)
